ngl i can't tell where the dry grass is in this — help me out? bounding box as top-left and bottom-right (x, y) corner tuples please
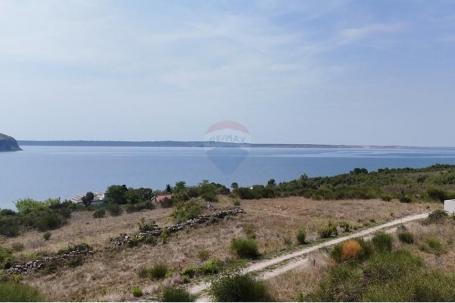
(0, 197), (438, 301)
(396, 220), (455, 272)
(1, 208), (173, 256)
(265, 252), (331, 301)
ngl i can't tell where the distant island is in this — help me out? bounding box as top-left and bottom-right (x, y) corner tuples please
(0, 133), (21, 151)
(17, 140), (418, 149)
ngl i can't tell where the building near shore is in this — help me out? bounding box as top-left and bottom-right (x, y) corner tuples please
(70, 192), (105, 204)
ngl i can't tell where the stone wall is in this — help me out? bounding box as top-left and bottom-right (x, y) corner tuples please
(110, 207), (244, 247)
(6, 244), (93, 275)
(6, 207), (244, 275)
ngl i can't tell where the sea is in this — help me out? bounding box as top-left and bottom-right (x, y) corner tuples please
(2, 145), (455, 209)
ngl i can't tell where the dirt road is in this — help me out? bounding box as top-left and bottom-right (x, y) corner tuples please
(190, 212), (429, 301)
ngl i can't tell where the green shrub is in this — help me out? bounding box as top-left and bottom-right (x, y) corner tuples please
(231, 238), (260, 259)
(427, 188), (448, 202)
(0, 215), (21, 237)
(138, 263), (168, 280)
(93, 209), (105, 218)
(319, 222), (338, 238)
(131, 286), (143, 297)
(210, 272), (272, 302)
(364, 250), (422, 283)
(425, 209), (448, 224)
(399, 195), (412, 203)
(381, 195), (392, 202)
(372, 232), (393, 252)
(160, 198), (175, 208)
(398, 231), (414, 244)
(126, 201), (154, 213)
(362, 269), (455, 301)
(172, 200), (202, 223)
(199, 259), (222, 275)
(107, 203), (123, 216)
(296, 229), (306, 245)
(182, 265), (197, 278)
(105, 185), (128, 204)
(15, 198), (57, 214)
(201, 190), (217, 202)
(307, 263), (363, 301)
(422, 238), (444, 255)
(0, 282), (44, 301)
(161, 286), (194, 302)
(0, 247), (14, 269)
(43, 232), (51, 241)
(411, 270), (455, 301)
(232, 198), (241, 206)
(29, 210), (66, 232)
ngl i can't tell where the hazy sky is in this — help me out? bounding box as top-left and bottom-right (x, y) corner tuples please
(1, 0), (454, 146)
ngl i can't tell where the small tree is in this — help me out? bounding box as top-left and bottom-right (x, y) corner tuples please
(81, 192), (95, 207)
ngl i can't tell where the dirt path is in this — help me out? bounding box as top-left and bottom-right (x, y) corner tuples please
(190, 212), (429, 301)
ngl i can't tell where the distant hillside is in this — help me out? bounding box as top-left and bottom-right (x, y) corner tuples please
(17, 140), (398, 149)
(0, 133), (21, 151)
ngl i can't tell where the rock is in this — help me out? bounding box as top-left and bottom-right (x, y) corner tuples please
(0, 133), (21, 152)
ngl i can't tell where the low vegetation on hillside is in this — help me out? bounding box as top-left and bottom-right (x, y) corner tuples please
(235, 164), (455, 202)
(1, 164), (454, 239)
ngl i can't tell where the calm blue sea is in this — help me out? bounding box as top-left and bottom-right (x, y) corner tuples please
(2, 146), (455, 209)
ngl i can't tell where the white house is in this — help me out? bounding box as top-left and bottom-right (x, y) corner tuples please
(444, 199), (455, 215)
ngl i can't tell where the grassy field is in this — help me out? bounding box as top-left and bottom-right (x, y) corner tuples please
(0, 196), (438, 301)
(265, 212), (455, 301)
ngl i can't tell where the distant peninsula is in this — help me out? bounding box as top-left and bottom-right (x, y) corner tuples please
(0, 133), (21, 151)
(17, 140), (412, 149)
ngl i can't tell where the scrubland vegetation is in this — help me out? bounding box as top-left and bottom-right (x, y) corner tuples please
(235, 164), (455, 202)
(1, 165), (454, 301)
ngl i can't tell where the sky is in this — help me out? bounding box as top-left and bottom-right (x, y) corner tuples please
(0, 0), (454, 146)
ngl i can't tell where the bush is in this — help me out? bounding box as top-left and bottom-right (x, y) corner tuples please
(399, 195), (412, 203)
(0, 282), (44, 301)
(211, 272), (272, 302)
(427, 188), (448, 202)
(341, 240), (362, 260)
(422, 238), (444, 255)
(43, 232), (51, 241)
(160, 198), (175, 208)
(372, 232), (393, 252)
(161, 286), (194, 302)
(126, 202), (154, 213)
(0, 215), (21, 237)
(107, 203), (123, 216)
(199, 259), (222, 275)
(296, 229), (306, 245)
(319, 222), (338, 238)
(331, 239), (371, 263)
(364, 250), (422, 283)
(425, 209), (448, 224)
(0, 247), (14, 269)
(182, 265), (197, 278)
(231, 238), (260, 259)
(131, 286), (143, 297)
(307, 263), (363, 301)
(398, 231), (414, 244)
(105, 185), (128, 204)
(93, 209), (106, 218)
(28, 210), (66, 232)
(139, 263), (168, 280)
(172, 200), (202, 223)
